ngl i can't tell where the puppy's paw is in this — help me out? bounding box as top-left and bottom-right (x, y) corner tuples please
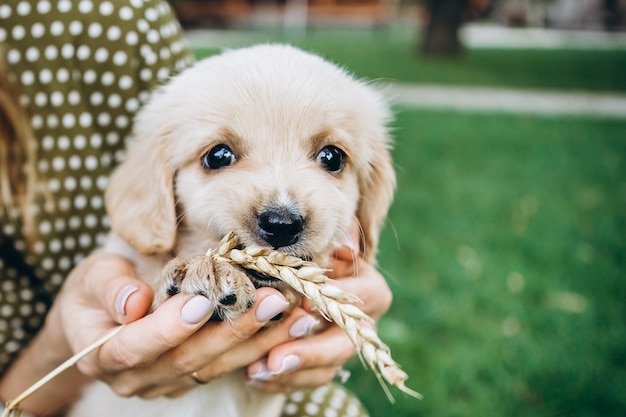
(154, 255), (256, 321)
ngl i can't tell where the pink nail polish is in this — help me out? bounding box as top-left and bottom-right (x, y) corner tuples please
(115, 285), (139, 317)
(273, 354), (301, 375)
(249, 361), (274, 381)
(256, 294), (289, 322)
(289, 315), (320, 338)
(181, 295), (214, 325)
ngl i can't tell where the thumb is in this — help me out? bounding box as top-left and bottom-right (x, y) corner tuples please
(80, 253), (154, 324)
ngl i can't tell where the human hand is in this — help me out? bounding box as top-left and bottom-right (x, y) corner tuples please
(244, 226), (393, 393)
(47, 252), (293, 399)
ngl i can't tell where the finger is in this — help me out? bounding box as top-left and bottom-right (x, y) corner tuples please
(158, 288), (289, 379)
(248, 326), (355, 383)
(94, 293), (215, 375)
(248, 366), (339, 393)
(81, 253), (154, 324)
(201, 308), (321, 380)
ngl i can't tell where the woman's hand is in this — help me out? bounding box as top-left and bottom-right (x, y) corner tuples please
(0, 253), (292, 415)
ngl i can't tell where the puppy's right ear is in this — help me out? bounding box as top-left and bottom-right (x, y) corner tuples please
(105, 127), (176, 255)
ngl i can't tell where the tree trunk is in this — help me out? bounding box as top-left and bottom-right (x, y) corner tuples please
(420, 0), (468, 57)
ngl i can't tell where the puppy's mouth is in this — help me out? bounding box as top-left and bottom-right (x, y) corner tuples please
(245, 269), (282, 288)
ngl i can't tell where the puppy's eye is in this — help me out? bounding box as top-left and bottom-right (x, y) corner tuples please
(316, 146), (346, 173)
(201, 144), (236, 169)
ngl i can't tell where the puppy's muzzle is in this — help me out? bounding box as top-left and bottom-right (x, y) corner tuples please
(258, 207), (304, 248)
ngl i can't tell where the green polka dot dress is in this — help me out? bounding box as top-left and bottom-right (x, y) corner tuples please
(0, 2), (368, 416)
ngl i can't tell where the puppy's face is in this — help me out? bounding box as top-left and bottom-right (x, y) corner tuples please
(106, 45), (395, 265)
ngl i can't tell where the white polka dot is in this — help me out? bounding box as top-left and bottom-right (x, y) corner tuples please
(90, 134), (103, 148)
(48, 178), (60, 192)
(83, 68), (96, 84)
(119, 6), (133, 20)
(44, 45), (59, 60)
(107, 25), (121, 41)
(76, 45), (90, 60)
(125, 31), (138, 45)
(37, 0), (51, 14)
(50, 21), (64, 36)
(88, 22), (102, 38)
(119, 75), (133, 90)
(58, 197), (71, 212)
(61, 43), (75, 59)
(137, 19), (150, 33)
(80, 176), (92, 189)
(95, 47), (109, 63)
(130, 0), (143, 8)
(73, 135), (87, 149)
(125, 98), (140, 112)
(324, 409), (338, 417)
(157, 67), (170, 81)
(39, 69), (53, 84)
(289, 391), (305, 403)
(56, 68), (70, 83)
(78, 0), (92, 13)
(0, 27), (7, 43)
(68, 90), (81, 105)
(64, 176), (77, 191)
(52, 156), (65, 171)
(51, 92), (64, 107)
(79, 233), (92, 248)
(7, 49), (21, 64)
(30, 22), (45, 38)
(147, 29), (160, 44)
(62, 113), (76, 128)
(12, 25), (26, 40)
(79, 112), (93, 128)
(0, 5), (11, 19)
(108, 94), (121, 108)
(25, 47), (40, 62)
(58, 0), (71, 13)
(69, 20), (83, 36)
(49, 239), (62, 253)
(305, 402), (320, 415)
(96, 175), (108, 190)
(31, 115), (44, 130)
(16, 1), (31, 16)
(68, 155), (82, 170)
(283, 403), (298, 416)
(21, 71), (35, 86)
(90, 195), (103, 209)
(46, 114), (59, 128)
(115, 115), (129, 129)
(90, 91), (104, 106)
(85, 156), (98, 170)
(39, 220), (52, 235)
(41, 136), (55, 150)
(97, 112), (111, 126)
(101, 71), (115, 86)
(34, 92), (47, 107)
(58, 257), (72, 271)
(145, 7), (158, 22)
(113, 50), (128, 66)
(85, 214), (98, 228)
(99, 1), (114, 16)
(64, 236), (76, 249)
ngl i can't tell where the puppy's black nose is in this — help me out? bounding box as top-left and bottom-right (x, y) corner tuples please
(258, 208), (304, 248)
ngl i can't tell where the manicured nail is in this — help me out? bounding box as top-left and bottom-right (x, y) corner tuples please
(181, 295), (214, 325)
(289, 314), (320, 338)
(256, 294), (289, 322)
(273, 354), (301, 375)
(248, 360), (274, 381)
(115, 285), (139, 317)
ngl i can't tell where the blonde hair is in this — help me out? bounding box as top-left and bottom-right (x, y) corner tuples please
(0, 57), (41, 244)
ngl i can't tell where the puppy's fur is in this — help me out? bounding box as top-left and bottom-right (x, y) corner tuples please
(69, 44), (395, 417)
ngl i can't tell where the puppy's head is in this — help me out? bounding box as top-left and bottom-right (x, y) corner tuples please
(106, 45), (395, 264)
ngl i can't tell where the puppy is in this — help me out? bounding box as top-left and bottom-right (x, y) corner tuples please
(69, 44), (395, 417)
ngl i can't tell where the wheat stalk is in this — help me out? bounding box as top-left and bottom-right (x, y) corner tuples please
(213, 232), (422, 401)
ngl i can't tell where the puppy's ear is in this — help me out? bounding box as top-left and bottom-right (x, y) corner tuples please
(357, 139), (396, 264)
(105, 127), (177, 255)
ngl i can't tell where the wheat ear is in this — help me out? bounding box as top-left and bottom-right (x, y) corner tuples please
(213, 232), (422, 401)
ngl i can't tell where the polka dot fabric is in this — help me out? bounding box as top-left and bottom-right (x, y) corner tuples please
(0, 0), (193, 375)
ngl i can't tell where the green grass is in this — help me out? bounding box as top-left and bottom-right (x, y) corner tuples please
(342, 109), (626, 417)
(193, 26), (626, 92)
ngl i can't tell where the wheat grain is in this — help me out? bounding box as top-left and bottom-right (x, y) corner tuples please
(213, 232), (422, 401)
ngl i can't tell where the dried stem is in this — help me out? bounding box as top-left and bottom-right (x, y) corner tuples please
(213, 232), (422, 401)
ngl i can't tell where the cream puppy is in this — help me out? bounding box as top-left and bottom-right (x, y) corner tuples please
(69, 44), (395, 417)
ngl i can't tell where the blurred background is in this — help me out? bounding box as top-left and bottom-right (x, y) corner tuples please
(168, 1), (626, 416)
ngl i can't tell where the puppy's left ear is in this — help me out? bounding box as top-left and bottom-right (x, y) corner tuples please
(357, 139), (396, 264)
(105, 125), (177, 255)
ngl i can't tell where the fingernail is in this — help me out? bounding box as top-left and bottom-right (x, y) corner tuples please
(289, 314), (320, 338)
(248, 360), (274, 381)
(256, 294), (289, 322)
(273, 354), (301, 375)
(116, 285), (139, 317)
(181, 295), (214, 325)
